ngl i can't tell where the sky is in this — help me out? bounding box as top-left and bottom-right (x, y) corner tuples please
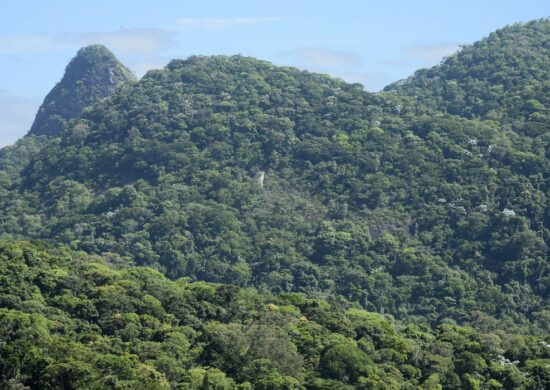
(1, 0), (549, 146)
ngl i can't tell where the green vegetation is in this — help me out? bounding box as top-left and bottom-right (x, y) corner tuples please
(385, 19), (550, 135)
(0, 19), (549, 389)
(2, 51), (548, 328)
(28, 45), (136, 137)
(1, 240), (549, 389)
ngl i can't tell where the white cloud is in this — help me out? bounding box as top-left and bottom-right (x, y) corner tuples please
(0, 28), (178, 56)
(0, 35), (67, 54)
(402, 42), (461, 63)
(177, 17), (283, 30)
(0, 91), (40, 147)
(280, 47), (364, 70)
(276, 48), (391, 91)
(68, 28), (178, 55)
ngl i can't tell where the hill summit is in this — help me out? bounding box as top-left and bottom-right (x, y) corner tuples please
(385, 19), (550, 131)
(27, 44), (136, 137)
(5, 49), (547, 331)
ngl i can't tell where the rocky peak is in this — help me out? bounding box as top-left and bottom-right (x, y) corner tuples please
(27, 45), (136, 137)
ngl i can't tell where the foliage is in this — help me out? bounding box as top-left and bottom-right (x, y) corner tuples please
(1, 240), (549, 389)
(0, 50), (547, 330)
(0, 18), (550, 388)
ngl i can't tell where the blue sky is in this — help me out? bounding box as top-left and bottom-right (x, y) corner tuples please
(1, 0), (549, 146)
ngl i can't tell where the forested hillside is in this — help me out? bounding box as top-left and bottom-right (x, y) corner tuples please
(0, 18), (549, 389)
(1, 241), (549, 389)
(1, 27), (550, 329)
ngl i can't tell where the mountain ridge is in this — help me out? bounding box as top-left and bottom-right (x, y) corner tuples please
(2, 48), (547, 330)
(1, 17), (550, 390)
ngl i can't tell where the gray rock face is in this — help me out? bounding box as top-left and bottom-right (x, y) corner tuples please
(28, 45), (136, 137)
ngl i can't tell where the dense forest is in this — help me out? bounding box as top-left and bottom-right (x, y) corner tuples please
(0, 18), (549, 389)
(1, 241), (549, 389)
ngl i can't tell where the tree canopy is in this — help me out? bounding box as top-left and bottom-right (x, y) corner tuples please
(0, 18), (550, 389)
(1, 240), (549, 389)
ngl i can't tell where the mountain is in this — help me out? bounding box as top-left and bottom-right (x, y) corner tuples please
(1, 17), (550, 390)
(1, 52), (547, 331)
(385, 19), (550, 136)
(1, 240), (549, 389)
(27, 44), (136, 137)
